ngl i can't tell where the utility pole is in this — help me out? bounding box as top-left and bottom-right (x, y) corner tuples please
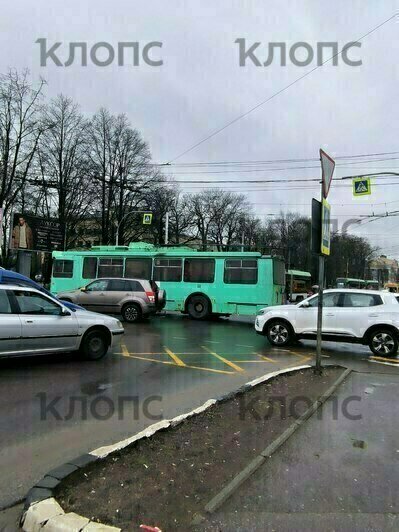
(164, 211), (169, 245)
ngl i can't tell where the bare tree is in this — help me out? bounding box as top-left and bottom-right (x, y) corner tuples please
(87, 110), (153, 244)
(36, 94), (92, 247)
(189, 189), (249, 250)
(0, 70), (46, 255)
(168, 191), (196, 245)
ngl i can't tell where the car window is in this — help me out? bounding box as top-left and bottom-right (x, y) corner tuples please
(108, 279), (130, 291)
(87, 280), (109, 292)
(307, 293), (341, 308)
(14, 291), (62, 315)
(342, 293), (383, 307)
(129, 280), (145, 292)
(0, 291), (12, 314)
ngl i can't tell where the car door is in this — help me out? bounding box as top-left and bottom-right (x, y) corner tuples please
(77, 279), (110, 312)
(336, 292), (385, 338)
(13, 289), (79, 353)
(0, 289), (22, 355)
(295, 292), (341, 335)
(106, 279), (132, 313)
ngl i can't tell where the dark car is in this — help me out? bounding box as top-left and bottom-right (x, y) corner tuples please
(0, 269), (83, 311)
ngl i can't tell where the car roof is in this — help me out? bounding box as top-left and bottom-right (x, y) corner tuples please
(92, 277), (150, 282)
(0, 284), (42, 293)
(323, 288), (390, 296)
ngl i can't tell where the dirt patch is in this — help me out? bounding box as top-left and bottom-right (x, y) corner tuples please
(56, 367), (345, 531)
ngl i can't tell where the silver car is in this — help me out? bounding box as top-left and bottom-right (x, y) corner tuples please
(0, 285), (124, 360)
(58, 278), (166, 323)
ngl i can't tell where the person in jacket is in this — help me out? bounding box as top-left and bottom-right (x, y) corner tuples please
(12, 217), (34, 249)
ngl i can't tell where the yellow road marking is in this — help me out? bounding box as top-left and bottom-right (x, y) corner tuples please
(254, 352), (277, 363)
(121, 344), (130, 357)
(285, 355), (313, 367)
(118, 353), (176, 365)
(115, 352), (234, 374)
(185, 365), (235, 375)
(235, 360), (272, 363)
(370, 355), (399, 364)
(164, 347), (186, 367)
(201, 346), (244, 372)
(116, 351), (205, 355)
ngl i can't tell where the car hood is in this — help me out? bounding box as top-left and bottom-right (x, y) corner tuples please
(72, 309), (122, 328)
(260, 304), (291, 313)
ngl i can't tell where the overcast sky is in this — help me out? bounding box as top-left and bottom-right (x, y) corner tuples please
(1, 0), (399, 256)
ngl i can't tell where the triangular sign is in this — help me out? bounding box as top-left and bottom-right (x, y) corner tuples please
(320, 149), (335, 198)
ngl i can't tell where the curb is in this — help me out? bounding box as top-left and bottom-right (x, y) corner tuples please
(200, 366), (352, 518)
(21, 363), (325, 531)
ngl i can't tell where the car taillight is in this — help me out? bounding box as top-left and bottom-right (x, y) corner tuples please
(146, 291), (155, 303)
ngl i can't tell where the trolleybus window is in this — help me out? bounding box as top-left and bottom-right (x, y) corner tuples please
(82, 257), (97, 279)
(125, 258), (152, 279)
(154, 258), (182, 282)
(98, 258), (123, 278)
(184, 259), (215, 283)
(53, 259), (74, 278)
(224, 259), (258, 284)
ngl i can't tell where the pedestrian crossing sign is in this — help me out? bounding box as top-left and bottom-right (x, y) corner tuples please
(143, 213), (153, 225)
(353, 176), (371, 196)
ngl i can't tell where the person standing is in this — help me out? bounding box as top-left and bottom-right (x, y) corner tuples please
(12, 217), (34, 249)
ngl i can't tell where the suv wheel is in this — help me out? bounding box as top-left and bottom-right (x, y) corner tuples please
(187, 295), (211, 320)
(122, 303), (142, 323)
(81, 330), (108, 360)
(266, 320), (293, 347)
(369, 329), (398, 357)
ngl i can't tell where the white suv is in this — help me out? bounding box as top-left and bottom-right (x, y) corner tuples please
(255, 289), (399, 357)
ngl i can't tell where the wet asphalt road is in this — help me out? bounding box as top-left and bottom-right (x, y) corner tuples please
(0, 312), (398, 515)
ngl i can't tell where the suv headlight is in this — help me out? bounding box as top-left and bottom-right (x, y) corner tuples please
(116, 320), (124, 329)
(257, 308), (268, 316)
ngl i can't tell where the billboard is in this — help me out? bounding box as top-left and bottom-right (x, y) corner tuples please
(11, 213), (65, 252)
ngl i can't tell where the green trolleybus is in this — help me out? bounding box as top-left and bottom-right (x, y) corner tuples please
(51, 243), (285, 318)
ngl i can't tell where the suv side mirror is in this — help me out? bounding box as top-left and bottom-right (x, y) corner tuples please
(301, 300), (310, 308)
(61, 307), (71, 316)
(80, 287), (87, 292)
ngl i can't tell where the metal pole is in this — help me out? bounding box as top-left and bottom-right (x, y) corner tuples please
(315, 255), (324, 374)
(288, 247), (292, 302)
(290, 273), (294, 303)
(116, 226), (119, 246)
(315, 185), (325, 375)
(165, 212), (169, 245)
